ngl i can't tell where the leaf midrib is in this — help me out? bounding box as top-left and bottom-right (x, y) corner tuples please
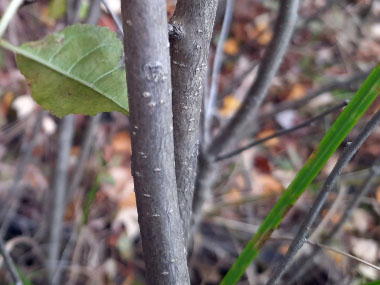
(0, 39), (127, 112)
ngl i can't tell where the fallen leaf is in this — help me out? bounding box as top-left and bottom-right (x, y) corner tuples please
(287, 84), (307, 100)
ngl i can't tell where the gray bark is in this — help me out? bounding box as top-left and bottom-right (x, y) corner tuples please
(169, 0), (219, 244)
(121, 1), (190, 284)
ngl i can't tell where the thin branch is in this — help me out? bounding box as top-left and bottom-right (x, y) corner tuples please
(121, 0), (190, 283)
(101, 0), (123, 36)
(267, 108), (380, 285)
(0, 237), (23, 285)
(259, 70), (370, 122)
(0, 110), (45, 237)
(0, 0), (23, 38)
(207, 0), (300, 157)
(48, 114), (76, 284)
(216, 101), (347, 161)
(288, 153), (380, 284)
(204, 0), (235, 143)
(213, 217), (380, 272)
(169, 0), (219, 244)
(192, 0), (300, 236)
(68, 114), (100, 198)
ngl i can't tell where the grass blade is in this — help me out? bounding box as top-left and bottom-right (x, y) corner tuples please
(222, 64), (380, 284)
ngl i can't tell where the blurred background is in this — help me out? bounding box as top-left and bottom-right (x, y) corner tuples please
(0, 0), (380, 284)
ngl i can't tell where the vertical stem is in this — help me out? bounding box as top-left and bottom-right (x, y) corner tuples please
(169, 0), (219, 245)
(121, 1), (190, 284)
(0, 0), (23, 38)
(48, 114), (76, 284)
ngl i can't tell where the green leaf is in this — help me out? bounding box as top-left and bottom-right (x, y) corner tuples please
(222, 64), (380, 284)
(4, 24), (128, 117)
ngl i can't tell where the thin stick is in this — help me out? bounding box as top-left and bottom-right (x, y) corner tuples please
(204, 0), (235, 143)
(0, 0), (23, 38)
(213, 217), (380, 272)
(101, 0), (123, 36)
(68, 114), (100, 198)
(48, 114), (76, 284)
(288, 153), (380, 283)
(216, 101), (347, 161)
(259, 70), (370, 122)
(267, 108), (380, 285)
(193, 0), (300, 239)
(0, 237), (23, 285)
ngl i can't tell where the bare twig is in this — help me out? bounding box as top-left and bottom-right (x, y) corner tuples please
(169, 0), (219, 244)
(0, 0), (23, 38)
(216, 101), (347, 161)
(288, 153), (380, 283)
(68, 114), (100, 198)
(213, 217), (380, 272)
(204, 0), (235, 143)
(0, 110), (45, 237)
(101, 0), (123, 36)
(259, 70), (370, 122)
(48, 114), (76, 284)
(192, 0), (300, 236)
(267, 108), (380, 285)
(0, 237), (23, 285)
(121, 0), (190, 283)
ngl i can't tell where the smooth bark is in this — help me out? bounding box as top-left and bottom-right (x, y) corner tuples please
(169, 0), (219, 244)
(121, 1), (190, 284)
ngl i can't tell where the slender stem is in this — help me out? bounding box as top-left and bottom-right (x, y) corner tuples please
(267, 108), (380, 285)
(288, 153), (380, 283)
(204, 0), (235, 143)
(216, 101), (347, 161)
(0, 237), (23, 285)
(169, 0), (219, 245)
(207, 0), (300, 157)
(259, 70), (370, 122)
(121, 0), (190, 283)
(68, 114), (100, 197)
(101, 0), (123, 36)
(192, 0), (300, 240)
(0, 0), (23, 38)
(48, 114), (76, 284)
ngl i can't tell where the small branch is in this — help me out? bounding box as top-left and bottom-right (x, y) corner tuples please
(213, 217), (380, 272)
(121, 0), (190, 283)
(0, 237), (23, 285)
(0, 0), (23, 38)
(259, 70), (370, 122)
(207, 0), (300, 157)
(192, 0), (300, 240)
(216, 101), (347, 161)
(48, 114), (76, 284)
(288, 153), (380, 283)
(204, 0), (235, 143)
(267, 108), (380, 285)
(101, 0), (123, 36)
(169, 0), (219, 244)
(68, 114), (100, 198)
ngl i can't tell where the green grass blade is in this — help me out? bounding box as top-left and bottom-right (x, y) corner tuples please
(222, 64), (380, 284)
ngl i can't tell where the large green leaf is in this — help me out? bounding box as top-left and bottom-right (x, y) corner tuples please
(5, 24), (128, 117)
